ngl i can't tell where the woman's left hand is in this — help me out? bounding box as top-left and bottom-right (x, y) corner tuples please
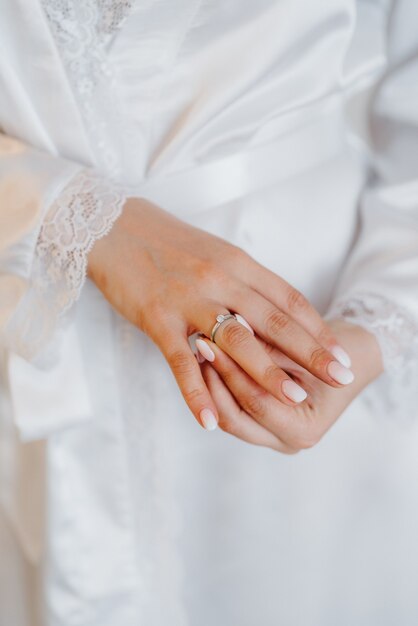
(199, 320), (384, 452)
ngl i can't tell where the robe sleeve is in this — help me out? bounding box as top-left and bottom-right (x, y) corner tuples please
(327, 0), (418, 416)
(0, 132), (128, 362)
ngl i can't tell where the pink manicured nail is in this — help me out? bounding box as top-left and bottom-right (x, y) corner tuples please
(330, 345), (351, 368)
(200, 408), (218, 431)
(196, 338), (215, 362)
(235, 314), (255, 335)
(328, 361), (354, 385)
(196, 350), (205, 364)
(282, 379), (308, 403)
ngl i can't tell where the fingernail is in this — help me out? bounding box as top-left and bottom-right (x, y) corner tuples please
(200, 408), (218, 431)
(282, 379), (308, 403)
(196, 351), (205, 364)
(328, 361), (355, 385)
(196, 338), (215, 362)
(235, 314), (255, 335)
(330, 345), (352, 368)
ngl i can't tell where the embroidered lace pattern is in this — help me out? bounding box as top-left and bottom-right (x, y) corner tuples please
(328, 293), (418, 417)
(329, 293), (418, 371)
(12, 1), (140, 358)
(13, 5), (188, 619)
(7, 169), (128, 360)
(40, 0), (136, 176)
(36, 168), (127, 312)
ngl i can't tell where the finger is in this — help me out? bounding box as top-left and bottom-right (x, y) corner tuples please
(195, 302), (308, 406)
(246, 264), (352, 367)
(201, 361), (297, 454)
(199, 337), (303, 447)
(158, 332), (219, 432)
(233, 288), (354, 387)
(235, 313), (254, 335)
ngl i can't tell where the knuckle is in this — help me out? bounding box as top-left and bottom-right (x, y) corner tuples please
(242, 392), (267, 420)
(194, 260), (225, 287)
(218, 417), (238, 436)
(220, 367), (236, 389)
(221, 321), (249, 348)
(183, 386), (205, 405)
(137, 305), (168, 339)
(309, 346), (329, 372)
(263, 363), (283, 384)
(286, 287), (309, 314)
(227, 244), (248, 264)
(167, 350), (194, 376)
(264, 308), (289, 337)
(142, 298), (167, 327)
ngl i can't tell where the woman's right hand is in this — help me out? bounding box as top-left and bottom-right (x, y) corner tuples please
(87, 197), (354, 431)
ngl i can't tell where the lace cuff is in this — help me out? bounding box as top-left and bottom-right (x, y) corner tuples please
(327, 293), (418, 419)
(6, 169), (128, 360)
(36, 168), (127, 311)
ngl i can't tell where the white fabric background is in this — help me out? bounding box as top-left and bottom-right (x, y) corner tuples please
(1, 1), (418, 624)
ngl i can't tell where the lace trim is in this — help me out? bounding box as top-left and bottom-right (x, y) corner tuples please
(36, 168), (127, 310)
(41, 0), (136, 176)
(6, 169), (127, 360)
(328, 293), (418, 418)
(328, 293), (418, 374)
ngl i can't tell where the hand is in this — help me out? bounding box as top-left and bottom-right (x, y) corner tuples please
(199, 319), (384, 451)
(87, 197), (355, 430)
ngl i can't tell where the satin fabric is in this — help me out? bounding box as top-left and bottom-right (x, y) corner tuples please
(1, 2), (418, 625)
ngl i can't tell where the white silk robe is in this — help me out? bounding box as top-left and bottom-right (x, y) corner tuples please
(1, 1), (418, 625)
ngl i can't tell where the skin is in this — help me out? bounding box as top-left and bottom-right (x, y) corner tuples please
(200, 319), (384, 452)
(88, 197), (381, 442)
